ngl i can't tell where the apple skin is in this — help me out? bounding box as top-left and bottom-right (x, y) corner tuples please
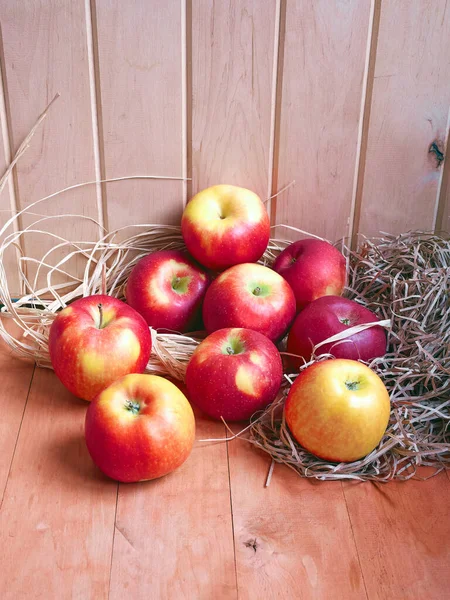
(202, 263), (296, 341)
(285, 359), (390, 462)
(181, 184), (270, 271)
(125, 250), (210, 333)
(185, 328), (283, 421)
(287, 295), (387, 362)
(273, 239), (346, 310)
(85, 374), (195, 482)
(49, 295), (151, 402)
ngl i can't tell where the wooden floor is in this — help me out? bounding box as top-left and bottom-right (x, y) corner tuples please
(1, 335), (449, 599)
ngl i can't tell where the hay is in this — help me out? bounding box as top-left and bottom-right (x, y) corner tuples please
(248, 232), (450, 481)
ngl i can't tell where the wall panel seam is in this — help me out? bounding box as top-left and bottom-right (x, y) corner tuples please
(269, 0), (287, 228)
(348, 0), (382, 250)
(86, 0), (108, 235)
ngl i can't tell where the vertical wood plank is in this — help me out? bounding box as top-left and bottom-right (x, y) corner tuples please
(109, 413), (237, 599)
(94, 0), (184, 230)
(228, 438), (366, 599)
(190, 0), (277, 202)
(357, 0), (450, 238)
(0, 1), (100, 287)
(274, 0), (371, 242)
(343, 473), (450, 599)
(0, 47), (21, 296)
(0, 368), (117, 600)
(0, 321), (34, 501)
(434, 105), (450, 233)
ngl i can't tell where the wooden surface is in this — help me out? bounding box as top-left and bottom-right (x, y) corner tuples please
(274, 0), (371, 242)
(0, 1), (449, 297)
(0, 339), (449, 599)
(95, 0), (184, 230)
(357, 0), (450, 238)
(0, 0), (99, 288)
(190, 0), (277, 203)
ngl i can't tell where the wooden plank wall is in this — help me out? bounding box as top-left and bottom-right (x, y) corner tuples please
(0, 0), (449, 295)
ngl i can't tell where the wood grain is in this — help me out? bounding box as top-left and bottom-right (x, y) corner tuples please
(228, 437), (366, 599)
(357, 0), (450, 238)
(190, 0), (277, 203)
(0, 367), (117, 600)
(0, 0), (99, 289)
(94, 0), (184, 230)
(109, 412), (237, 599)
(274, 0), (371, 242)
(343, 472), (450, 600)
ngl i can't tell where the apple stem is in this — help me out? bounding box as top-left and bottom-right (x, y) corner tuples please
(226, 346), (234, 355)
(173, 276), (180, 289)
(98, 303), (103, 329)
(253, 286), (261, 296)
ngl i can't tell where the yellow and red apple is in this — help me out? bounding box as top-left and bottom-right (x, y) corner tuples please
(185, 328), (283, 421)
(202, 263), (296, 341)
(85, 374), (195, 482)
(49, 295), (151, 402)
(287, 296), (387, 363)
(125, 249), (210, 333)
(285, 359), (390, 462)
(273, 239), (346, 310)
(181, 184), (270, 271)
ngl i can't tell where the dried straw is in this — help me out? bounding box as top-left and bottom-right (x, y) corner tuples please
(248, 232), (450, 481)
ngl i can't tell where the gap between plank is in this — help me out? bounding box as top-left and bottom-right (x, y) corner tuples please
(341, 482), (370, 600)
(0, 364), (36, 510)
(269, 0), (286, 230)
(0, 22), (25, 295)
(184, 0), (193, 204)
(85, 0), (108, 234)
(432, 103), (450, 232)
(266, 0), (282, 219)
(226, 427), (239, 599)
(107, 483), (120, 600)
(348, 0), (382, 250)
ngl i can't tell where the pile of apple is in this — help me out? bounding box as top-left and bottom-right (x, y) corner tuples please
(48, 184), (390, 483)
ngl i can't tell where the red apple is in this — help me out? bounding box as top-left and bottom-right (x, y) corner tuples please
(273, 239), (346, 310)
(49, 295), (151, 402)
(85, 374), (195, 482)
(125, 250), (210, 333)
(181, 184), (270, 271)
(287, 295), (386, 363)
(202, 263), (296, 341)
(285, 359), (391, 462)
(185, 328), (283, 421)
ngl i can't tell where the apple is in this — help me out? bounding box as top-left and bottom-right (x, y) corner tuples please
(185, 328), (283, 421)
(287, 295), (386, 363)
(181, 184), (270, 271)
(85, 374), (195, 482)
(49, 294), (151, 402)
(125, 249), (210, 333)
(285, 359), (390, 462)
(273, 238), (346, 310)
(202, 263), (296, 341)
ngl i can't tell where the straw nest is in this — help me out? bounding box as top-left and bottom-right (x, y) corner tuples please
(1, 206), (449, 482)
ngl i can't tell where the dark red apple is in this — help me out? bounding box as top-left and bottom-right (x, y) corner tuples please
(273, 239), (346, 310)
(125, 249), (210, 333)
(287, 295), (387, 363)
